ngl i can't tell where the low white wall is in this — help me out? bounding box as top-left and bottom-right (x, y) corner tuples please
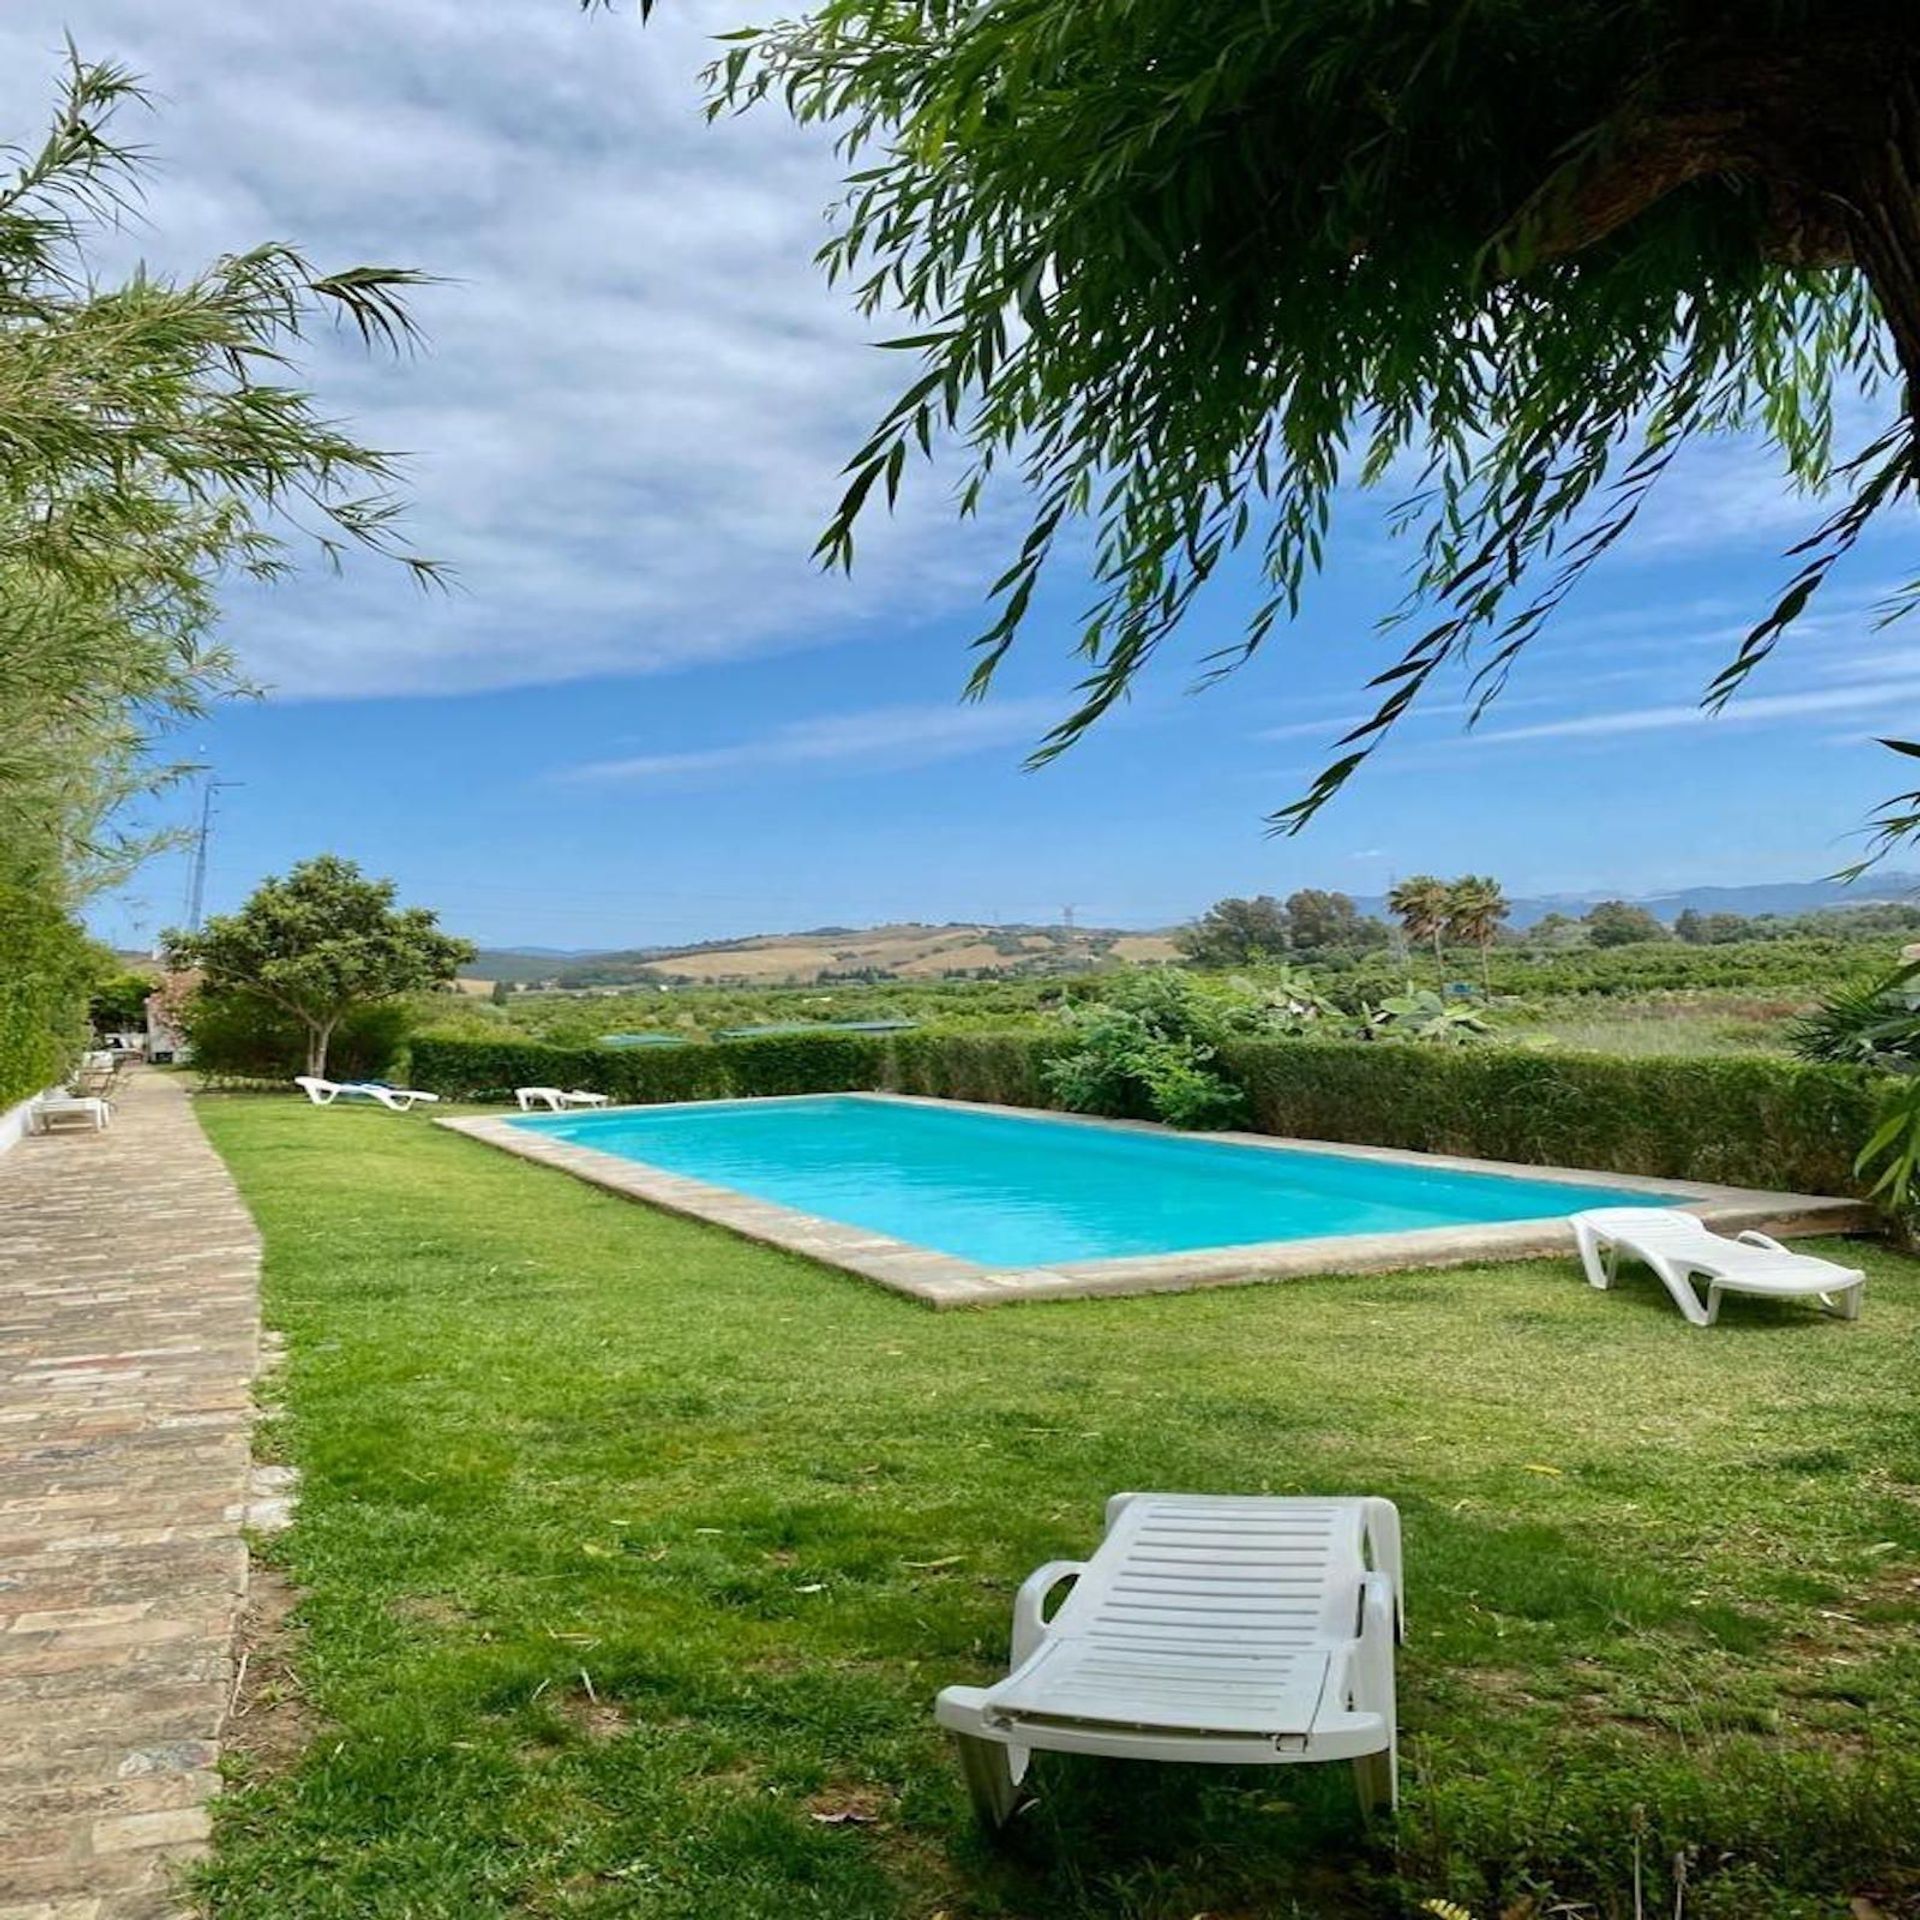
(0, 1091), (46, 1160)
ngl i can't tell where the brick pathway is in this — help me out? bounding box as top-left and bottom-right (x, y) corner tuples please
(0, 1071), (262, 1920)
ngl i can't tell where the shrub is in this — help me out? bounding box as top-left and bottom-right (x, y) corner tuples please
(89, 971), (157, 1034)
(723, 1032), (886, 1097)
(1041, 969), (1263, 1127)
(408, 1036), (723, 1104)
(879, 1030), (1067, 1107)
(1788, 965), (1920, 1220)
(1220, 1040), (1879, 1195)
(0, 874), (96, 1109)
(1363, 989), (1494, 1044)
(182, 988), (415, 1088)
(1789, 967), (1920, 1068)
(406, 1031), (885, 1105)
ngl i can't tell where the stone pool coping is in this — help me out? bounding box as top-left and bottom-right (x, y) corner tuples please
(437, 1094), (1871, 1310)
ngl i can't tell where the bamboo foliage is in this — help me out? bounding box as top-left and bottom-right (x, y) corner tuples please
(0, 53), (431, 1097)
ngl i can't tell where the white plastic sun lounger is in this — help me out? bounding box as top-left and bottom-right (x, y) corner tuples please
(31, 1090), (111, 1133)
(294, 1075), (441, 1113)
(514, 1086), (612, 1112)
(935, 1493), (1402, 1827)
(1571, 1207), (1864, 1327)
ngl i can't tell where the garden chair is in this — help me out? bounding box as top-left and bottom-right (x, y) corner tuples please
(1570, 1207), (1865, 1327)
(936, 1492), (1402, 1827)
(514, 1086), (612, 1112)
(32, 1090), (111, 1132)
(71, 1059), (119, 1100)
(294, 1075), (441, 1113)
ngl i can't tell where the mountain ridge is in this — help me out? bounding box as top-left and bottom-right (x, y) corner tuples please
(461, 872), (1919, 986)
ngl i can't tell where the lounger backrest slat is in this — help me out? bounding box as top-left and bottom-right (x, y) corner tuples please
(1054, 1497), (1367, 1652)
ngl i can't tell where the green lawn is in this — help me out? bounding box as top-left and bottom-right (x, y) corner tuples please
(195, 1097), (1920, 1920)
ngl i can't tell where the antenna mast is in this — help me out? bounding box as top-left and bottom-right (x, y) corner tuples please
(185, 779), (241, 931)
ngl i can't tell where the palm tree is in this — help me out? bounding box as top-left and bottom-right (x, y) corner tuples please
(1447, 874), (1511, 991)
(1386, 875), (1452, 980)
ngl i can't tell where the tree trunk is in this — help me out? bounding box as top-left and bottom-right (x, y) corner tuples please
(1479, 933), (1492, 994)
(1840, 70), (1920, 445)
(1517, 24), (1920, 449)
(306, 1019), (338, 1080)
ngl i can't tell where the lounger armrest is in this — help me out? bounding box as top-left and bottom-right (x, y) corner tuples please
(1357, 1571), (1396, 1639)
(1360, 1498), (1404, 1638)
(1735, 1230), (1789, 1255)
(1350, 1571), (1399, 1747)
(1011, 1561), (1084, 1666)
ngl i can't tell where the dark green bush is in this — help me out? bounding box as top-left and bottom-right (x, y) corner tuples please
(0, 873), (96, 1109)
(182, 989), (415, 1088)
(407, 1031), (884, 1105)
(88, 970), (156, 1034)
(879, 1030), (1069, 1108)
(408, 1036), (722, 1104)
(1038, 968), (1278, 1127)
(1219, 1039), (1879, 1195)
(724, 1031), (886, 1096)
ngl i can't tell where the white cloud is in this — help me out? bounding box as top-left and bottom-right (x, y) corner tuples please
(0, 3), (1905, 715)
(562, 695), (1067, 785)
(1253, 712), (1367, 742)
(0, 0), (1000, 699)
(1475, 675), (1920, 745)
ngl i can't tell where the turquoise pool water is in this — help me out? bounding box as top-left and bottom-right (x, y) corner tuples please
(511, 1095), (1666, 1268)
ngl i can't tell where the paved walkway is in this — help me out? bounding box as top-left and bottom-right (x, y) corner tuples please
(0, 1071), (262, 1920)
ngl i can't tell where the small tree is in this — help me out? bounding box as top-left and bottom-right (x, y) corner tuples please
(89, 971), (157, 1034)
(165, 857), (473, 1079)
(1584, 900), (1667, 948)
(1529, 911), (1588, 950)
(1282, 888), (1362, 953)
(1177, 895), (1291, 967)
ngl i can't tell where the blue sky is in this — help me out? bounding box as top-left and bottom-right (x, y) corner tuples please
(4, 2), (1913, 950)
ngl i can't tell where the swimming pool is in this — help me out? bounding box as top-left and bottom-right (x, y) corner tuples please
(507, 1093), (1670, 1264)
(447, 1095), (1857, 1307)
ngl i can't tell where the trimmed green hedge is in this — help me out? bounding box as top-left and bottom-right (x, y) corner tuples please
(408, 1031), (886, 1105)
(878, 1030), (1070, 1109)
(410, 1028), (1879, 1197)
(0, 875), (95, 1111)
(1218, 1039), (1878, 1197)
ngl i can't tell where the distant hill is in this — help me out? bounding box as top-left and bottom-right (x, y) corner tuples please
(467, 922), (1181, 989)
(470, 947), (619, 984)
(1636, 872), (1920, 921)
(460, 872), (1920, 988)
